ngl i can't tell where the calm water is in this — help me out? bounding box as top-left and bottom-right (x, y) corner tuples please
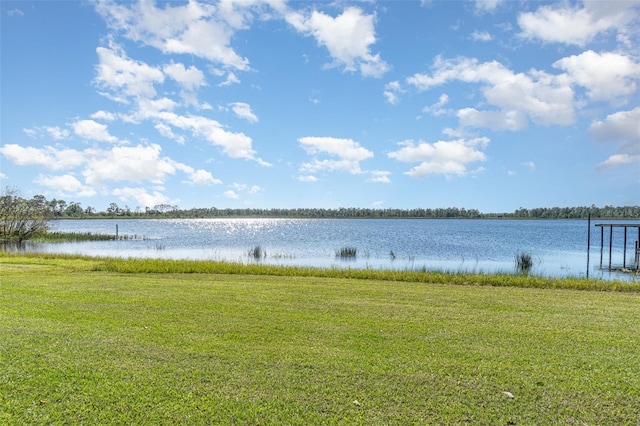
(7, 218), (640, 280)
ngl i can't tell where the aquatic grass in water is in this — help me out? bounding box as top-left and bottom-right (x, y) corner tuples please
(3, 252), (637, 292)
(248, 245), (266, 259)
(336, 246), (357, 258)
(516, 251), (534, 274)
(31, 231), (145, 242)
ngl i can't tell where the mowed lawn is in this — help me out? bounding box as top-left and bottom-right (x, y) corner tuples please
(1, 256), (639, 424)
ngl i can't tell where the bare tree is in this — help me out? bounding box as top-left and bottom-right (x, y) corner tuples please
(0, 187), (52, 242)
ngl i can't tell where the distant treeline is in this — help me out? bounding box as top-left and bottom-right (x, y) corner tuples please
(35, 198), (640, 220)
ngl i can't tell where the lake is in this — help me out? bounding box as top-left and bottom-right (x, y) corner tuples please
(6, 218), (640, 281)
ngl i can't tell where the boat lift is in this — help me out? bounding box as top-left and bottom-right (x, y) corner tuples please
(594, 223), (640, 271)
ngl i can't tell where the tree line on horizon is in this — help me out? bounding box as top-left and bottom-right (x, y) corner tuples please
(2, 188), (639, 223)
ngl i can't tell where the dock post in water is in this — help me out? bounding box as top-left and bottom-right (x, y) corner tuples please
(116, 224), (119, 239)
(586, 214), (590, 278)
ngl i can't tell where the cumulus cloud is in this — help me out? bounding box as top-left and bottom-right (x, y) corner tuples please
(367, 170), (391, 183)
(175, 166), (222, 186)
(163, 62), (207, 91)
(597, 154), (640, 169)
(150, 111), (269, 165)
(470, 30), (493, 42)
(95, 42), (165, 102)
(407, 56), (575, 130)
(553, 50), (640, 103)
(388, 137), (489, 178)
(72, 119), (119, 143)
(474, 0), (505, 13)
(1, 142), (222, 200)
(34, 174), (96, 197)
(45, 126), (70, 140)
(591, 107), (640, 169)
(286, 6), (389, 77)
(518, 1), (639, 46)
(224, 190), (239, 199)
(90, 110), (117, 121)
(0, 144), (85, 170)
(298, 136), (374, 174)
(94, 0), (258, 70)
(423, 93), (450, 116)
(297, 175), (318, 182)
(112, 186), (172, 208)
(384, 80), (404, 104)
(229, 102), (258, 122)
(82, 144), (177, 186)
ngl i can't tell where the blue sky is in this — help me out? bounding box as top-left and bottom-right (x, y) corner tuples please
(1, 0), (639, 212)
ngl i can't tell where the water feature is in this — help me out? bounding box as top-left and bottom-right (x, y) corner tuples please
(5, 218), (639, 280)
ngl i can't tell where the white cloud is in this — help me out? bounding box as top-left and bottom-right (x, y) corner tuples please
(590, 107), (640, 169)
(45, 126), (70, 140)
(597, 154), (640, 169)
(23, 128), (38, 139)
(82, 144), (176, 186)
(229, 102), (258, 122)
(553, 50), (640, 103)
(155, 123), (185, 144)
(94, 0), (252, 70)
(185, 169), (222, 186)
(218, 72), (241, 87)
(298, 136), (374, 174)
(112, 187), (172, 208)
(388, 137), (489, 178)
(423, 93), (450, 116)
(90, 110), (117, 121)
(522, 161), (536, 172)
(299, 136), (373, 161)
(407, 56), (575, 130)
(458, 108), (528, 131)
(518, 1), (639, 47)
(134, 97), (178, 121)
(224, 190), (239, 199)
(286, 7), (389, 77)
(590, 107), (640, 147)
(163, 62), (207, 91)
(7, 8), (24, 17)
(151, 111), (270, 165)
(1, 142), (222, 197)
(474, 0), (505, 13)
(72, 119), (119, 143)
(34, 174), (96, 197)
(367, 170), (391, 183)
(0, 144), (85, 170)
(95, 42), (164, 101)
(297, 175), (318, 182)
(384, 80), (404, 105)
(471, 30), (493, 42)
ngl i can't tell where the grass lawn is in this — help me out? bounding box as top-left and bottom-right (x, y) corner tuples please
(1, 254), (639, 424)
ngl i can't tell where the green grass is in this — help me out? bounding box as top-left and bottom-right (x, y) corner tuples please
(1, 253), (640, 424)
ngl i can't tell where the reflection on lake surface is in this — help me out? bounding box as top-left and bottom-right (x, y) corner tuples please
(5, 218), (640, 281)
